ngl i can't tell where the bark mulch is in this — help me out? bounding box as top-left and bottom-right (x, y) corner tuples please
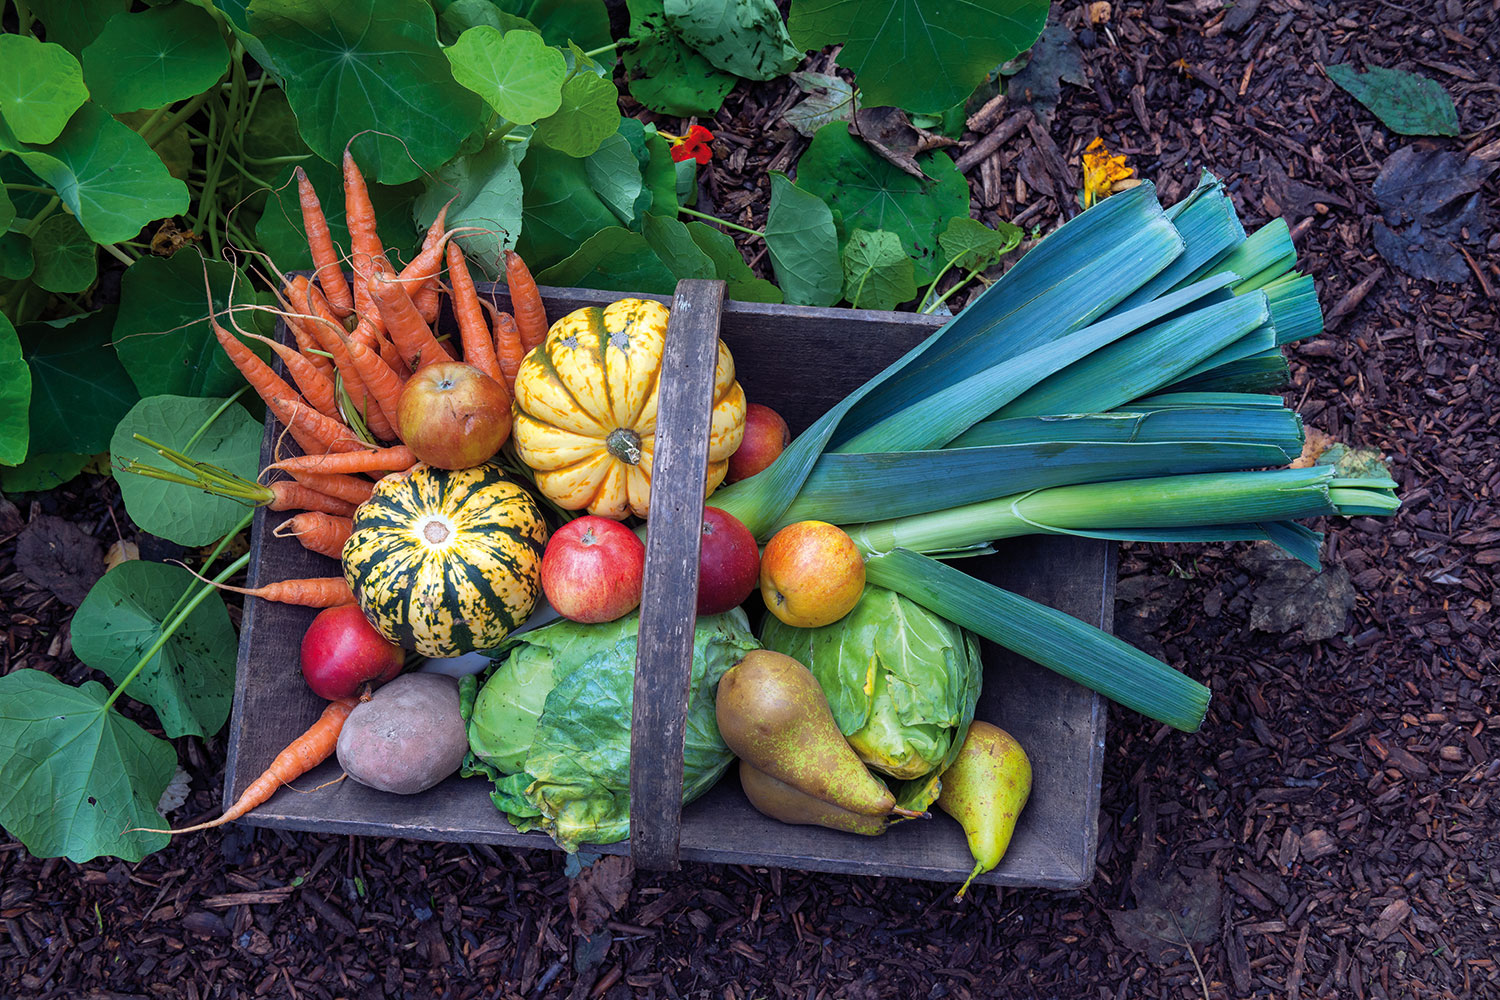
(4, 1), (1498, 998)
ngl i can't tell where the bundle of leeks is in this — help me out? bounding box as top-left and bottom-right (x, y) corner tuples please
(712, 173), (1398, 734)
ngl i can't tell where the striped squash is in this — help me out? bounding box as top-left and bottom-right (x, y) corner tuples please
(511, 298), (746, 520)
(342, 463), (548, 656)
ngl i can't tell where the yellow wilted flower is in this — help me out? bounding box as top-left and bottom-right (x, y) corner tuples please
(1081, 138), (1135, 209)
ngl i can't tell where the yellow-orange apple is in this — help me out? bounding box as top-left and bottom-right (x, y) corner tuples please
(396, 362), (511, 469)
(727, 403), (791, 483)
(759, 521), (865, 627)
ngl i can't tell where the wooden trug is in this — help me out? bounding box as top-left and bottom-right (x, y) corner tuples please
(223, 282), (1111, 888)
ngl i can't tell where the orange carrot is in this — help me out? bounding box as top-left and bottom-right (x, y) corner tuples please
(211, 318), (358, 455)
(286, 469), (376, 506)
(290, 278), (378, 425)
(130, 697), (359, 834)
(209, 574), (355, 607)
(295, 166), (354, 318)
(243, 331), (340, 419)
(265, 481), (359, 517)
(505, 249), (549, 351)
(447, 242), (503, 385)
(376, 325), (408, 381)
(267, 445), (416, 477)
(343, 150), (389, 322)
(401, 202), (452, 326)
(279, 310), (337, 384)
(273, 512), (353, 559)
(370, 269), (449, 372)
(490, 308), (525, 393)
(332, 331), (405, 442)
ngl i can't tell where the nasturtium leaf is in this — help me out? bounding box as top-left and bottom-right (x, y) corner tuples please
(0, 233), (32, 281)
(82, 5), (230, 114)
(641, 214), (716, 280)
(938, 215), (1022, 271)
(663, 0), (801, 81)
(0, 186), (13, 233)
(114, 110), (194, 182)
(685, 221), (782, 303)
(26, 0), (130, 58)
(795, 122), (970, 282)
(0, 669), (174, 863)
(30, 214), (97, 294)
(254, 158), (421, 276)
(676, 158), (697, 206)
(586, 131), (646, 226)
(788, 0), (1049, 113)
(196, 0), (280, 76)
(783, 70), (858, 138)
(447, 26), (566, 125)
(1327, 64), (1460, 137)
(0, 312), (29, 465)
(1, 103), (188, 245)
(842, 228), (916, 310)
(534, 227), (679, 293)
(763, 172), (842, 307)
(72, 559), (239, 738)
(414, 134), (525, 280)
(249, 0), (485, 184)
(0, 451), (89, 492)
(19, 308), (139, 455)
(516, 144), (620, 270)
(438, 0), (539, 43)
(510, 0), (613, 50)
(0, 35), (89, 145)
(621, 0), (738, 116)
(533, 70), (620, 157)
(233, 88), (312, 191)
(113, 254), (269, 399)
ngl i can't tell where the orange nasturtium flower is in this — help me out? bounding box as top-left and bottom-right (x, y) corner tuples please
(1081, 137), (1135, 209)
(662, 125), (714, 164)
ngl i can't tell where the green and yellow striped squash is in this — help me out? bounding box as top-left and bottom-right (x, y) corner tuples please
(511, 298), (746, 520)
(342, 463), (548, 657)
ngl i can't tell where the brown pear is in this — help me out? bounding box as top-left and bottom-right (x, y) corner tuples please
(716, 649), (896, 817)
(739, 761), (890, 836)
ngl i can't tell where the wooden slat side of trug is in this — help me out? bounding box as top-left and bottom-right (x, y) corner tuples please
(222, 284), (1110, 888)
(628, 280), (725, 871)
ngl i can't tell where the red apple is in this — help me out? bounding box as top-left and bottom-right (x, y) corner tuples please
(541, 516), (646, 623)
(396, 361), (512, 469)
(697, 507), (760, 615)
(760, 520), (865, 627)
(300, 605), (405, 700)
(727, 403), (791, 483)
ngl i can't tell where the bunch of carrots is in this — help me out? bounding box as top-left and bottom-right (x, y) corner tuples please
(131, 151), (554, 836)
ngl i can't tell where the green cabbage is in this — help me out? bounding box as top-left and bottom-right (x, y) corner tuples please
(759, 585), (980, 805)
(460, 609), (760, 852)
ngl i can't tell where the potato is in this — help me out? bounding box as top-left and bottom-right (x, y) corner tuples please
(336, 673), (467, 794)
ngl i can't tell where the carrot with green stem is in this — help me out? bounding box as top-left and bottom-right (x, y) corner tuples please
(447, 242), (503, 385)
(273, 512), (353, 560)
(120, 435), (361, 516)
(127, 697), (359, 835)
(242, 331), (340, 419)
(296, 166), (355, 318)
(266, 445), (416, 477)
(370, 267), (450, 372)
(505, 249), (549, 351)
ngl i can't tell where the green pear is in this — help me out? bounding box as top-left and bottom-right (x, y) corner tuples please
(716, 650), (897, 817)
(935, 721), (1032, 899)
(739, 761), (892, 836)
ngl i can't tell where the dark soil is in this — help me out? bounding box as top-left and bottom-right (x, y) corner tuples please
(4, 1), (1499, 998)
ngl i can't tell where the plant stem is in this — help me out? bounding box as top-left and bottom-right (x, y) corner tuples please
(101, 243), (137, 266)
(103, 552), (251, 712)
(157, 509), (253, 629)
(3, 183), (54, 195)
(20, 197), (60, 237)
(582, 42), (617, 59)
(183, 385), (250, 453)
(143, 88), (216, 148)
(678, 206), (764, 239)
(922, 265), (984, 315)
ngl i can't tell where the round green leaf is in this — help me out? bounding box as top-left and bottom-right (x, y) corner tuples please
(0, 35), (89, 144)
(0, 669), (174, 863)
(516, 144), (621, 270)
(30, 213), (97, 293)
(0, 232), (33, 281)
(0, 185), (14, 232)
(684, 222), (782, 303)
(621, 0), (737, 116)
(788, 0), (1049, 113)
(446, 26), (566, 125)
(19, 307), (139, 455)
(113, 254), (269, 399)
(533, 70), (620, 157)
(72, 559), (239, 739)
(763, 172), (841, 307)
(842, 228), (917, 310)
(795, 123), (970, 283)
(641, 214), (715, 280)
(111, 394), (262, 547)
(533, 226), (679, 293)
(0, 312), (30, 465)
(938, 215), (1022, 271)
(82, 5), (230, 114)
(254, 157), (421, 276)
(585, 130), (646, 226)
(663, 0), (801, 82)
(0, 451), (89, 492)
(518, 0), (612, 50)
(414, 134), (525, 281)
(248, 0), (486, 184)
(27, 0), (131, 58)
(1, 102), (188, 245)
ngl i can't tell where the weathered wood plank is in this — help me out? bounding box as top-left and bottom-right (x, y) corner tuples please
(629, 280), (726, 871)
